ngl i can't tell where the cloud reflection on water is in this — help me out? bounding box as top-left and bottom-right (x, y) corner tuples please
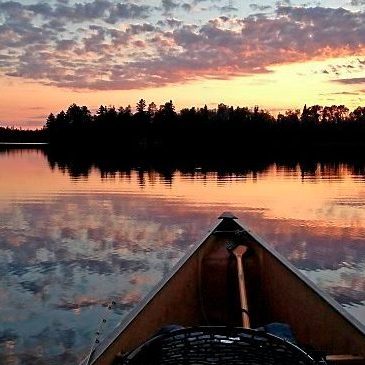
(1, 148), (365, 363)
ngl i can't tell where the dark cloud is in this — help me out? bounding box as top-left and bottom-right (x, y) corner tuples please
(180, 0), (216, 12)
(320, 62), (360, 76)
(0, 0), (152, 23)
(181, 3), (192, 12)
(320, 91), (361, 96)
(214, 5), (238, 13)
(333, 77), (365, 85)
(127, 23), (156, 35)
(334, 91), (361, 95)
(249, 4), (272, 11)
(26, 2), (54, 16)
(350, 0), (365, 5)
(0, 329), (18, 343)
(105, 2), (151, 23)
(158, 18), (183, 28)
(43, 18), (67, 32)
(161, 0), (179, 14)
(56, 39), (77, 51)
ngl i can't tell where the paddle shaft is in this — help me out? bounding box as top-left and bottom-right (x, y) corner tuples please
(232, 246), (250, 328)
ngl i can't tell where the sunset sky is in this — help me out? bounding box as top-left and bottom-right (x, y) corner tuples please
(1, 0), (365, 128)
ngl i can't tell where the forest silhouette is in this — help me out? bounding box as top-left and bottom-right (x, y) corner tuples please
(1, 101), (365, 156)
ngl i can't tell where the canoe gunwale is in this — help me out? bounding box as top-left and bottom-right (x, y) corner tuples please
(82, 219), (222, 365)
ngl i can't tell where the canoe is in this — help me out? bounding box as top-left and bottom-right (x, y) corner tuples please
(82, 213), (365, 365)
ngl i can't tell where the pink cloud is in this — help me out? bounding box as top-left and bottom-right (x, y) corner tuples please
(1, 4), (365, 90)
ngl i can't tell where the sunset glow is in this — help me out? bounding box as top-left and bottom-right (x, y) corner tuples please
(1, 0), (365, 127)
(1, 150), (365, 230)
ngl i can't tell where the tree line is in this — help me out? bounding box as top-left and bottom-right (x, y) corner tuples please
(0, 126), (47, 143)
(2, 101), (365, 152)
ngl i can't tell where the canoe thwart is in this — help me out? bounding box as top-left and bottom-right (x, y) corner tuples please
(212, 229), (245, 235)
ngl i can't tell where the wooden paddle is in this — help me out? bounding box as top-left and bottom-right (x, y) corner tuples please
(226, 243), (250, 328)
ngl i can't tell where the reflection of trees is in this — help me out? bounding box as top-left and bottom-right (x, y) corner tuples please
(43, 146), (365, 183)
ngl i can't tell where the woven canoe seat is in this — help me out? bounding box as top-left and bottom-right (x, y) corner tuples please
(119, 326), (319, 365)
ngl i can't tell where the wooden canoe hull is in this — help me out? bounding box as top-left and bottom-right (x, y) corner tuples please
(83, 214), (365, 365)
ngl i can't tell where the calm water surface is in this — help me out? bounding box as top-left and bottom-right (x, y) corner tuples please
(1, 148), (365, 364)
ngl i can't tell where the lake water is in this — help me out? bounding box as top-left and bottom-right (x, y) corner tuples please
(1, 147), (365, 364)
